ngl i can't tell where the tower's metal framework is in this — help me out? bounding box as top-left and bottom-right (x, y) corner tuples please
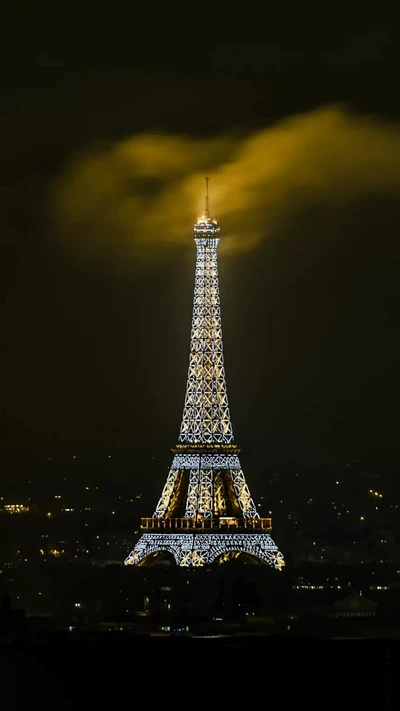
(125, 181), (284, 569)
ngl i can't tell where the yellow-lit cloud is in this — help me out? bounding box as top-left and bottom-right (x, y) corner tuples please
(52, 106), (400, 267)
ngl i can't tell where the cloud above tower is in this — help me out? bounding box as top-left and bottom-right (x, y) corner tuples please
(52, 105), (400, 268)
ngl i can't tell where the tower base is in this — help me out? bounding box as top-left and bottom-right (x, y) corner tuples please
(124, 532), (284, 570)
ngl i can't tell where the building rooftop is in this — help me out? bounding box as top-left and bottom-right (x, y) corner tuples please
(333, 592), (377, 612)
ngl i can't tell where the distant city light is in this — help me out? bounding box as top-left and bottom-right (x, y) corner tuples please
(3, 504), (29, 514)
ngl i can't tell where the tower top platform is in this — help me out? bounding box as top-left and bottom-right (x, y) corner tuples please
(193, 214), (220, 236)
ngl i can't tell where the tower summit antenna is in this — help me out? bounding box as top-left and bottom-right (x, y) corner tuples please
(205, 176), (210, 217)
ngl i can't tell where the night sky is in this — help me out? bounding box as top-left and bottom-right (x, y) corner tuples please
(4, 7), (400, 481)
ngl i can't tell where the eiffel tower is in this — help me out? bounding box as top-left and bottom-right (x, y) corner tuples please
(125, 180), (284, 569)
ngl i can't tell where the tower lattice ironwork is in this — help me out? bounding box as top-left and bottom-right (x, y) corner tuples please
(125, 180), (284, 569)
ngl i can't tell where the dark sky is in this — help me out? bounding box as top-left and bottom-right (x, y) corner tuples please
(4, 6), (400, 477)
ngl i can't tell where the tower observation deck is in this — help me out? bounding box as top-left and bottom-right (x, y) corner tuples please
(125, 180), (284, 568)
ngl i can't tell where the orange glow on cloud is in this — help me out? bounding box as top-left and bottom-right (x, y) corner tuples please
(52, 106), (400, 268)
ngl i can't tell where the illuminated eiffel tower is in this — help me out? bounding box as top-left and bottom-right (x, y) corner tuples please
(125, 180), (284, 569)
